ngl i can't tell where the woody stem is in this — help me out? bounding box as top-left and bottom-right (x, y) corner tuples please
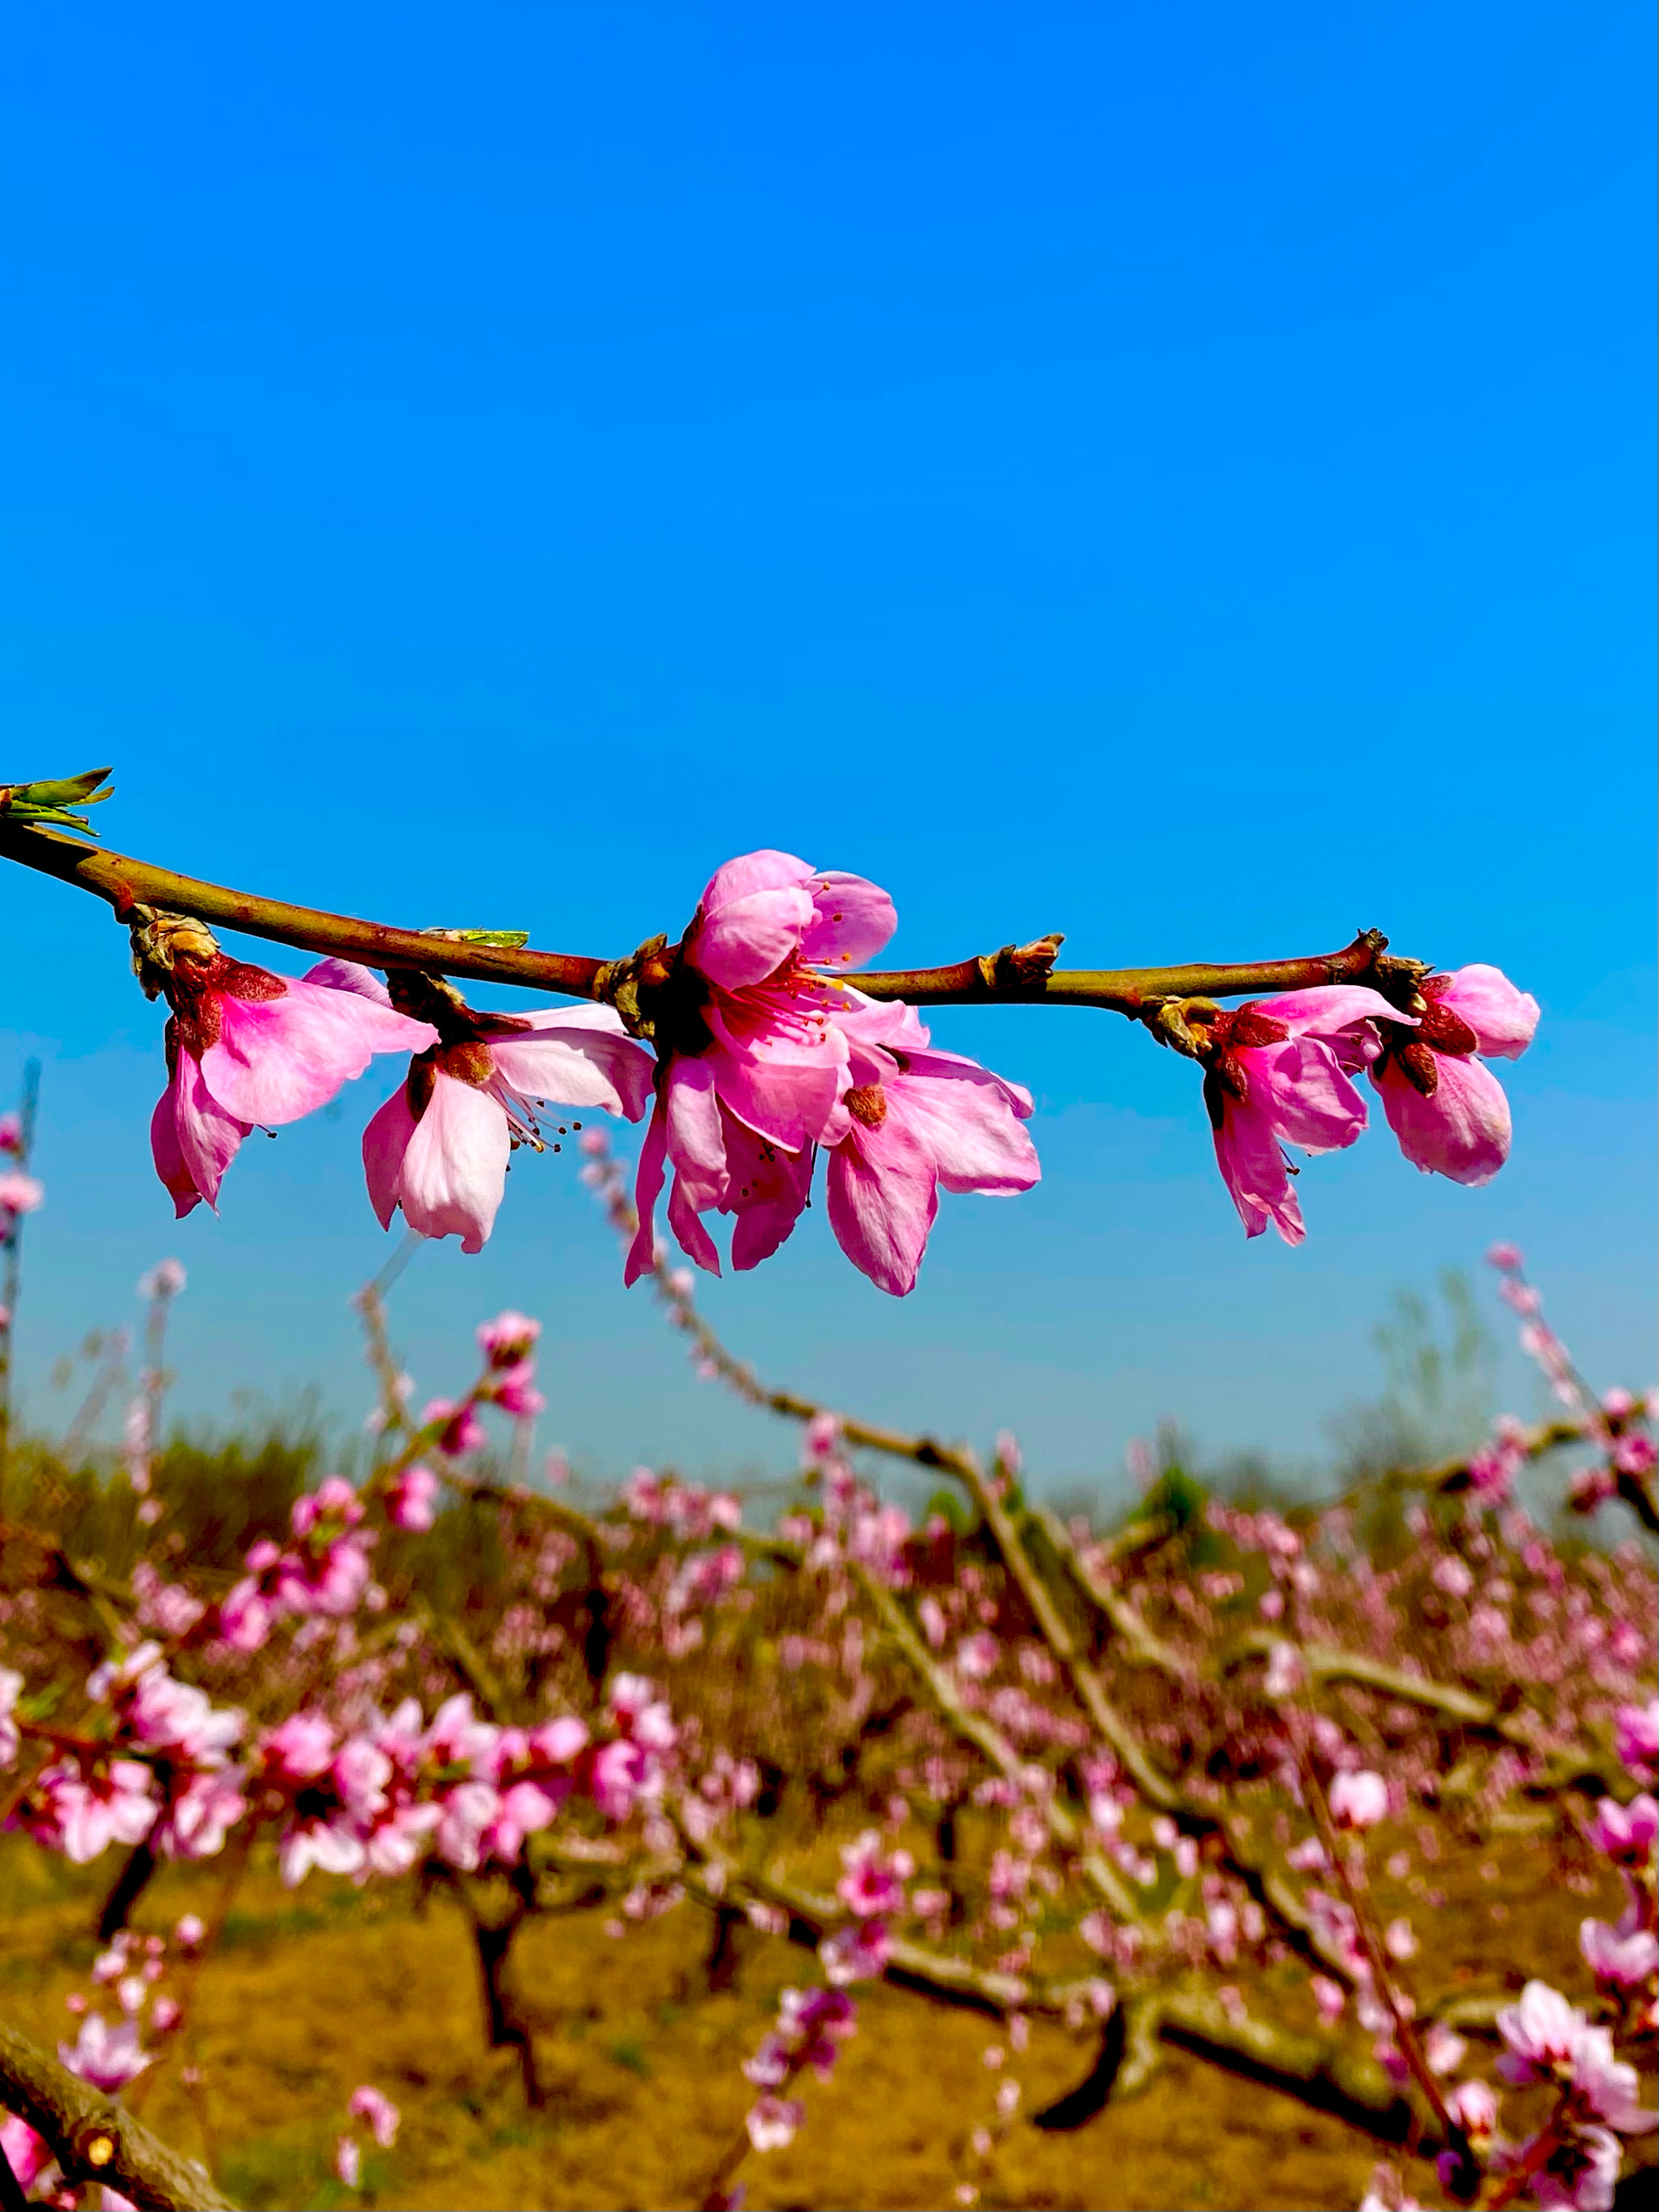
(0, 824), (1400, 1015)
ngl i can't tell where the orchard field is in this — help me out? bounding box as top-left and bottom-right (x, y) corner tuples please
(0, 761), (1655, 2212)
(1, 1106), (1654, 2210)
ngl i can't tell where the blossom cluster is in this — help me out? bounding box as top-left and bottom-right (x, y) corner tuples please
(128, 853), (1540, 1290)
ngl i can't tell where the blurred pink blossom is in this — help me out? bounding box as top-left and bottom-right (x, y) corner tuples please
(745, 2094), (805, 2152)
(348, 2084), (401, 2149)
(0, 1169), (43, 1214)
(1614, 1700), (1659, 1783)
(385, 1463), (440, 1531)
(59, 2011), (150, 2093)
(1327, 1771), (1389, 1830)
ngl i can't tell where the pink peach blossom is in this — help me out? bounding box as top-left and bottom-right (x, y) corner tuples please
(817, 1002), (1039, 1296)
(58, 2011), (150, 2093)
(1370, 965), (1540, 1186)
(1584, 1794), (1657, 1865)
(348, 2084), (401, 2150)
(835, 1830), (913, 1918)
(1614, 1700), (1659, 1782)
(1526, 2124), (1622, 2212)
(625, 849), (896, 1281)
(362, 980), (652, 1253)
(1, 2117), (51, 2191)
(478, 1310), (540, 1364)
(1579, 1914), (1659, 1988)
(1496, 1979), (1588, 2084)
(1201, 988), (1404, 1244)
(820, 1918), (892, 1985)
(152, 955), (437, 1217)
(1327, 1769), (1389, 1830)
(385, 1463), (440, 1531)
(1445, 2078), (1498, 2138)
(0, 1665), (22, 1770)
(0, 1169), (43, 1214)
(746, 2094), (805, 2151)
(34, 1759), (159, 1863)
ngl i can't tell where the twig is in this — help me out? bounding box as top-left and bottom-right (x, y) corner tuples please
(0, 2014), (235, 2212)
(0, 819), (1413, 1019)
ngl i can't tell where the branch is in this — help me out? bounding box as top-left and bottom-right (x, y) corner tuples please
(939, 1458), (1363, 1991)
(0, 824), (606, 999)
(0, 2015), (235, 2211)
(846, 927), (1408, 1014)
(0, 821), (1411, 1017)
(677, 1850), (1428, 2154)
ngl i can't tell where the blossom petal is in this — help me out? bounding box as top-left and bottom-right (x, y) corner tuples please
(1438, 964), (1540, 1060)
(800, 872), (898, 971)
(303, 959), (394, 1006)
(825, 1117), (939, 1296)
(688, 851), (816, 990)
(201, 979), (438, 1125)
(1253, 987), (1404, 1072)
(394, 1074), (509, 1252)
(624, 1099), (669, 1286)
(663, 1055), (730, 1210)
(885, 1055), (1039, 1195)
(668, 1171), (722, 1275)
(1249, 1038), (1369, 1155)
(725, 1113), (815, 1271)
(700, 1034), (845, 1151)
(1373, 1054), (1511, 1185)
(362, 1082), (418, 1231)
(150, 1068), (209, 1217)
(1213, 1096), (1306, 1245)
(488, 1006), (654, 1121)
(165, 1051), (251, 1214)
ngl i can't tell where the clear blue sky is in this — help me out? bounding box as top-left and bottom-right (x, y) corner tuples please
(2, 2), (1652, 1495)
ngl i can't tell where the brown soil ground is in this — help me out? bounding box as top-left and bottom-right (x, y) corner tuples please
(5, 1833), (1650, 2212)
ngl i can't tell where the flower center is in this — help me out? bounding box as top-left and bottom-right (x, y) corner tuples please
(844, 1085), (888, 1128)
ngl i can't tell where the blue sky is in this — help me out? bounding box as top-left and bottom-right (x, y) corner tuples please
(2, 2), (1652, 1497)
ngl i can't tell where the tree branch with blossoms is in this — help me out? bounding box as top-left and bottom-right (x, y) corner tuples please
(1, 766), (1543, 1285)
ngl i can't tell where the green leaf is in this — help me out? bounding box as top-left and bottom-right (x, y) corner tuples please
(1, 765), (114, 837)
(12, 766), (114, 808)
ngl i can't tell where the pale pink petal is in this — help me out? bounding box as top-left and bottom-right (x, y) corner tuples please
(1249, 1039), (1369, 1155)
(885, 1058), (1039, 1195)
(700, 1033), (845, 1150)
(151, 1079), (202, 1218)
(624, 1100), (669, 1286)
(688, 851), (816, 989)
(165, 1052), (252, 1213)
(1214, 1097), (1306, 1245)
(663, 1056), (730, 1211)
(1373, 1055), (1511, 1185)
(800, 872), (898, 971)
(395, 1073), (510, 1252)
(668, 1172), (722, 1274)
(825, 1118), (940, 1296)
(303, 958), (394, 1006)
(488, 1007), (654, 1121)
(362, 1082), (418, 1231)
(1253, 987), (1403, 1072)
(202, 980), (438, 1125)
(830, 989), (932, 1054)
(1438, 965), (1540, 1060)
(725, 1113), (815, 1271)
